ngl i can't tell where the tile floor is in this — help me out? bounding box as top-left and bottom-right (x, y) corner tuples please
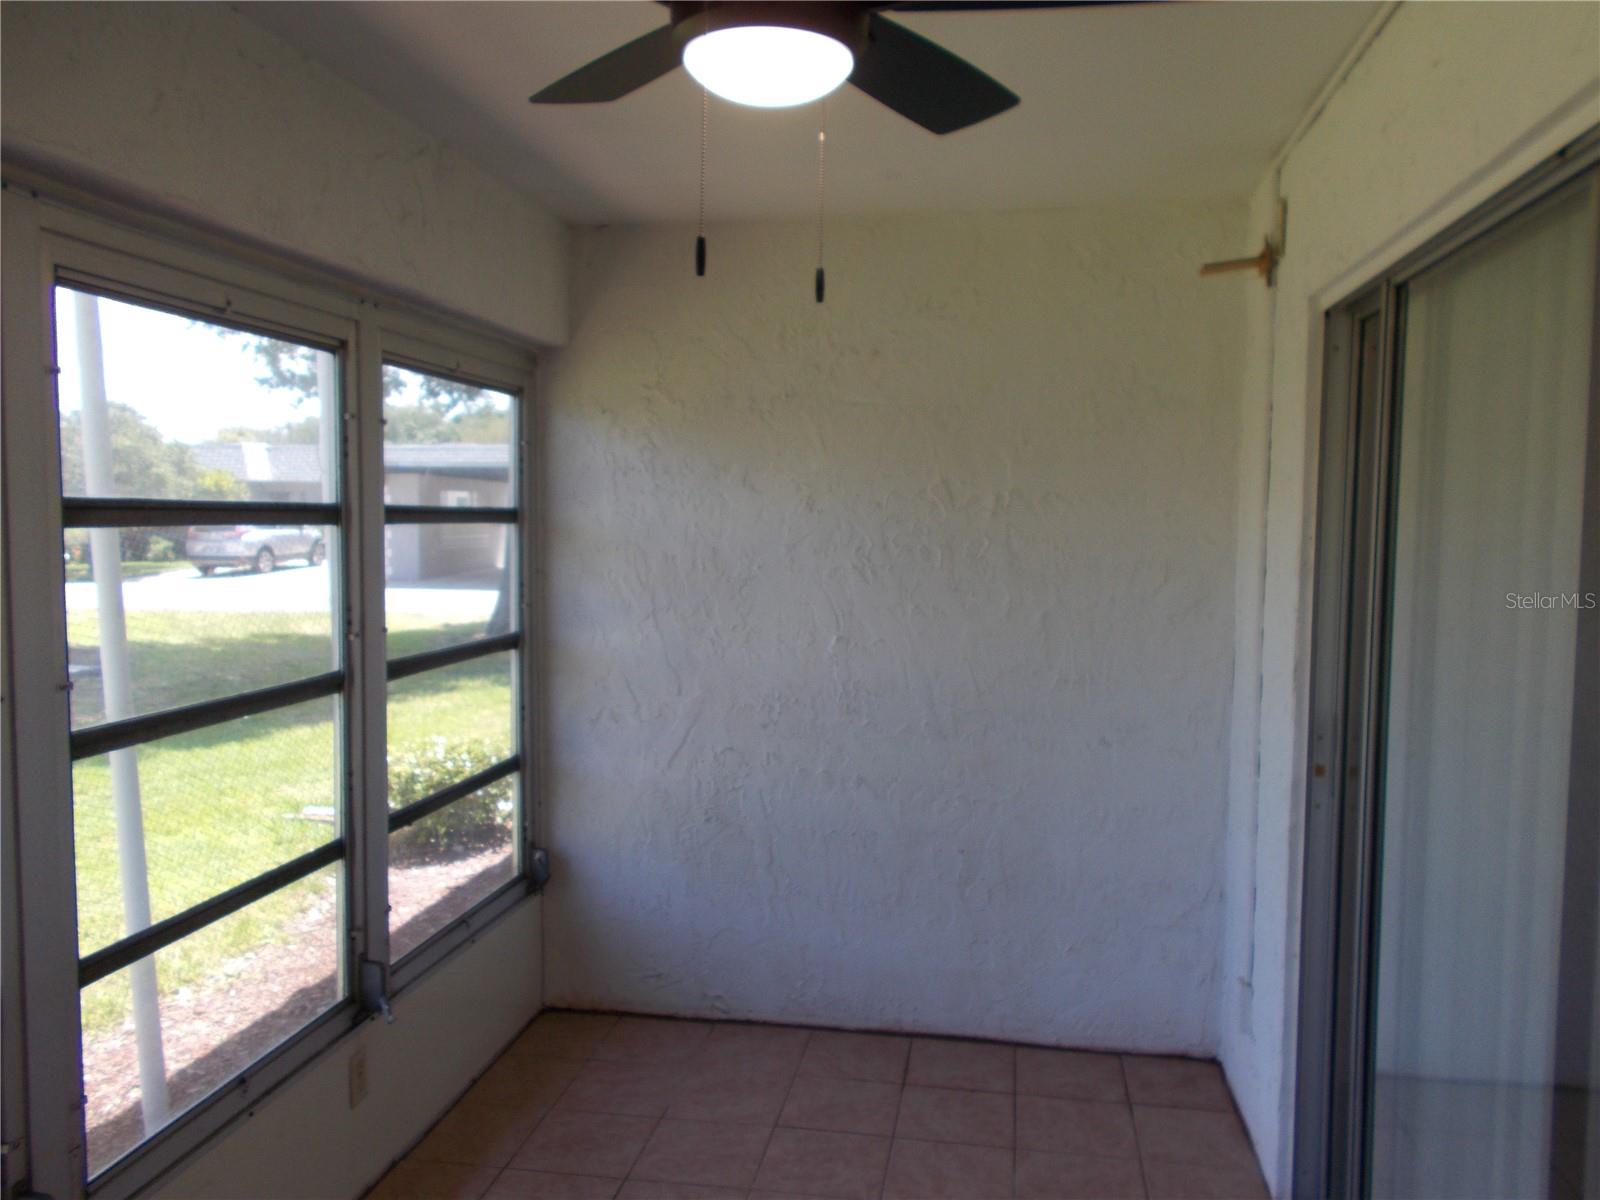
(369, 1011), (1269, 1200)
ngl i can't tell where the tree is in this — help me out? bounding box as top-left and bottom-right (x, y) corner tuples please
(60, 405), (245, 501)
(239, 335), (510, 444)
(215, 417), (321, 445)
(60, 404), (245, 559)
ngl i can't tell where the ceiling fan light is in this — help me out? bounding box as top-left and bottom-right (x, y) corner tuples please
(683, 25), (854, 109)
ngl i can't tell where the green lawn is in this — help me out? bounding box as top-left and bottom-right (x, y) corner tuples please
(70, 609), (514, 1034)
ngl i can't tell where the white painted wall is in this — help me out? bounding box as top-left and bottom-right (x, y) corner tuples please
(0, 1), (568, 346)
(152, 899), (542, 1200)
(1, 7), (558, 1197)
(542, 204), (1248, 1053)
(1218, 3), (1600, 1192)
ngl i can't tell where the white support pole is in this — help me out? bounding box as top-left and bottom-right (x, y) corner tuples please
(317, 352), (338, 509)
(74, 291), (170, 1131)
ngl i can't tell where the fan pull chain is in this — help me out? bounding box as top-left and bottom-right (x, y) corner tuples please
(696, 86), (708, 277)
(815, 103), (827, 303)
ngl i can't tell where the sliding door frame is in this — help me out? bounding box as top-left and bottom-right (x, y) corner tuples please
(1294, 126), (1600, 1200)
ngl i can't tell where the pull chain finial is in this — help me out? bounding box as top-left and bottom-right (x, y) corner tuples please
(696, 86), (708, 276)
(815, 101), (827, 303)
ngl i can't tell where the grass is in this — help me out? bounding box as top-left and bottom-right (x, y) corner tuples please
(69, 607), (514, 1034)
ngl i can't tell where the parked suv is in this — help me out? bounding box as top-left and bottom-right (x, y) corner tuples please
(185, 525), (326, 575)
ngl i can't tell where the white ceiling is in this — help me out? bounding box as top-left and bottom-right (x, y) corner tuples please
(242, 1), (1379, 226)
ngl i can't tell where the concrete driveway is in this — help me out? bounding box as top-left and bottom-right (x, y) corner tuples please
(66, 563), (502, 622)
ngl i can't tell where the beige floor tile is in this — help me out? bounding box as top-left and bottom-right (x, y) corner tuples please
(780, 1075), (903, 1137)
(592, 1017), (713, 1064)
(466, 1054), (585, 1110)
(630, 1118), (772, 1189)
(797, 1031), (910, 1085)
(701, 1022), (811, 1077)
(485, 1169), (621, 1199)
(1133, 1106), (1258, 1172)
(1017, 1095), (1137, 1159)
(907, 1039), (1015, 1094)
(1015, 1150), (1147, 1199)
(369, 1161), (500, 1200)
(667, 1074), (791, 1125)
(1141, 1157), (1268, 1200)
(895, 1086), (1014, 1148)
(1017, 1048), (1127, 1104)
(511, 1110), (656, 1178)
(412, 1100), (548, 1168)
(616, 1181), (746, 1200)
(753, 1127), (892, 1200)
(1122, 1057), (1233, 1112)
(513, 1014), (621, 1063)
(882, 1138), (1012, 1199)
(558, 1060), (678, 1119)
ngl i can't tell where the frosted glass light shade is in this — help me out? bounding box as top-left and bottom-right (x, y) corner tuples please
(683, 26), (854, 108)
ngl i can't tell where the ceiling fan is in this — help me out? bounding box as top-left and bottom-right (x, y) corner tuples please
(529, 1), (1131, 135)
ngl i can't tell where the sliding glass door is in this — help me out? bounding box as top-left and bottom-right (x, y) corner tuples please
(1298, 138), (1599, 1199)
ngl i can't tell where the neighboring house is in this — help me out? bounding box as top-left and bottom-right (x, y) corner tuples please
(190, 441), (510, 582)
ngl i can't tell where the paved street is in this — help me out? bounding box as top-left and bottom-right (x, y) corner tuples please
(65, 563), (501, 622)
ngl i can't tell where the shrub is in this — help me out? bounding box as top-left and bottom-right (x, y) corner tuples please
(388, 737), (514, 864)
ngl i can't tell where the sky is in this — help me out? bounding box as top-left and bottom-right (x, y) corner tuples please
(51, 288), (494, 447)
(54, 288), (318, 445)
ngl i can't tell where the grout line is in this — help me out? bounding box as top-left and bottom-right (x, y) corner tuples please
(877, 1049), (913, 1200)
(1120, 1056), (1151, 1200)
(751, 1030), (809, 1192)
(1012, 1058), (1020, 1200)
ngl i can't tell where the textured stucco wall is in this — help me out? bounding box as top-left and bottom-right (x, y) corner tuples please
(1219, 3), (1600, 1192)
(0, 1), (568, 345)
(543, 204), (1248, 1053)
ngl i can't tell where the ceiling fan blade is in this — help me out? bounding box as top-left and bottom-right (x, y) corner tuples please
(889, 1), (1147, 8)
(849, 13), (1018, 134)
(530, 24), (680, 104)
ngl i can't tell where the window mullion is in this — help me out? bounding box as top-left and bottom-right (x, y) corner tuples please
(349, 311), (391, 995)
(2, 188), (89, 1199)
(516, 373), (542, 879)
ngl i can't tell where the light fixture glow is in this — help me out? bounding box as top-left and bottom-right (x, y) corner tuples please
(683, 25), (854, 109)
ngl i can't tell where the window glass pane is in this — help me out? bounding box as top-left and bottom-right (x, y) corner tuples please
(64, 525), (338, 728)
(80, 863), (341, 1177)
(385, 524), (514, 658)
(382, 363), (512, 505)
(55, 287), (337, 503)
(73, 698), (340, 958)
(390, 786), (516, 961)
(387, 652), (515, 786)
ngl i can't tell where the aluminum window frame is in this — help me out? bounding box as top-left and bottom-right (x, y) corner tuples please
(1293, 127), (1600, 1200)
(1, 182), (541, 1200)
(378, 335), (539, 991)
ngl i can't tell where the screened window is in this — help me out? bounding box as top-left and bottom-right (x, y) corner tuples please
(55, 287), (347, 1175)
(2, 208), (539, 1200)
(381, 363), (523, 963)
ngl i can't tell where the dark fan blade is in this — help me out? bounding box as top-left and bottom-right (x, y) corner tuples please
(530, 24), (680, 104)
(889, 2), (1149, 9)
(849, 13), (1017, 134)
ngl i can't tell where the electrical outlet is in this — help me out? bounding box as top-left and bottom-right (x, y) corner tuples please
(349, 1044), (368, 1109)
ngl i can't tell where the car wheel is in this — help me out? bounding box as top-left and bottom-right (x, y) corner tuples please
(198, 565), (215, 576)
(308, 540), (326, 567)
(253, 548), (276, 574)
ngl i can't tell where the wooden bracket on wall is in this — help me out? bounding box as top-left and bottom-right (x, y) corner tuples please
(1200, 238), (1280, 286)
